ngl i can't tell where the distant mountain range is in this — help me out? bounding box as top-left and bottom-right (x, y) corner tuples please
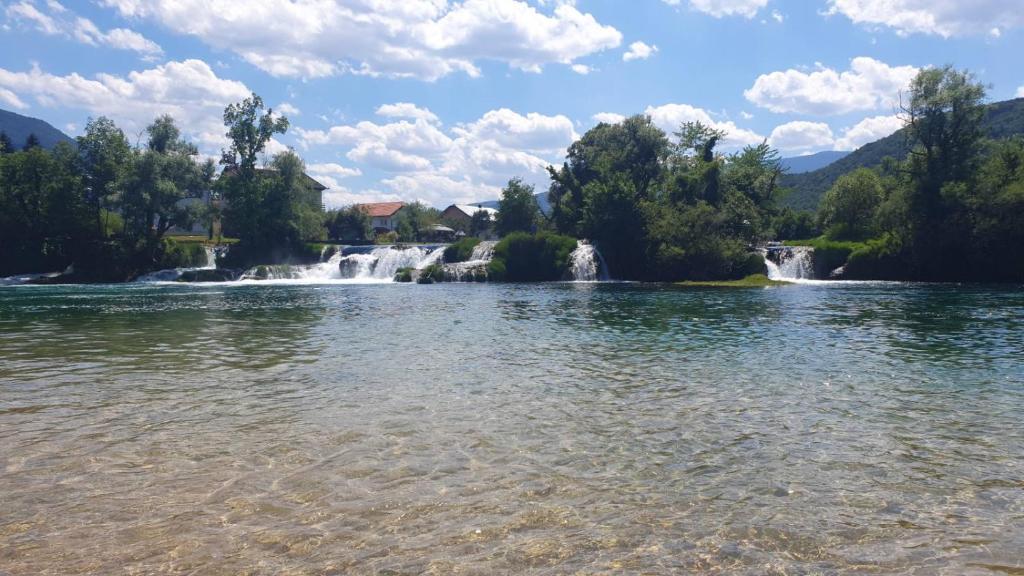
(0, 109), (75, 151)
(779, 97), (1024, 211)
(780, 151), (849, 174)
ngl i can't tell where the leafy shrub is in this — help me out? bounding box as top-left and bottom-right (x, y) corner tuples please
(444, 237), (481, 263)
(488, 232), (578, 282)
(844, 234), (909, 280)
(156, 238), (207, 269)
(394, 267), (414, 283)
(417, 263), (446, 284)
(375, 231), (399, 245)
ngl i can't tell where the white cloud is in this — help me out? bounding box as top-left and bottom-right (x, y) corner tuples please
(1017, 85), (1024, 98)
(296, 106), (577, 206)
(662, 0), (768, 18)
(376, 103), (439, 124)
(744, 57), (918, 115)
(276, 102), (300, 116)
(834, 114), (903, 150)
(0, 59), (250, 153)
(826, 0), (1024, 37)
(768, 114), (904, 155)
(644, 103), (766, 150)
(592, 112), (626, 124)
(5, 0), (162, 56)
(0, 87), (28, 109)
(623, 41), (658, 62)
(99, 0), (622, 81)
(770, 10), (784, 23)
(769, 121), (835, 155)
(570, 64), (592, 75)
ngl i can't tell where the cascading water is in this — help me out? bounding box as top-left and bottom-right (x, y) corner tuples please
(569, 240), (610, 282)
(443, 241), (497, 282)
(134, 246), (218, 282)
(336, 246), (448, 281)
(764, 246), (815, 281)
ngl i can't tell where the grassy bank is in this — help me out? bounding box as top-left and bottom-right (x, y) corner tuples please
(675, 274), (790, 288)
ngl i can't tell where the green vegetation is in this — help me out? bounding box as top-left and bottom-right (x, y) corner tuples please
(804, 66), (1024, 282)
(488, 232), (578, 281)
(444, 237), (481, 263)
(546, 116), (781, 281)
(417, 264), (445, 284)
(676, 274), (788, 288)
(326, 205), (372, 243)
(780, 97), (1024, 211)
(496, 178), (541, 236)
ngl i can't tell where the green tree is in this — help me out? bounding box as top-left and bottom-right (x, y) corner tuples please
(220, 93), (289, 173)
(328, 205), (372, 242)
(469, 208), (492, 238)
(77, 117), (131, 236)
(0, 131), (14, 154)
(393, 202), (437, 242)
(496, 178), (539, 236)
(22, 133), (41, 151)
(818, 168), (884, 240)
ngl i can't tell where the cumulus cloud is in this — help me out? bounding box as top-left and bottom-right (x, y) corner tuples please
(834, 115), (904, 150)
(276, 102), (300, 116)
(1017, 85), (1024, 98)
(98, 0), (622, 80)
(643, 103), (766, 149)
(592, 112), (626, 125)
(5, 0), (162, 57)
(0, 59), (250, 153)
(744, 57), (918, 115)
(826, 0), (1024, 37)
(769, 121), (835, 155)
(295, 106), (577, 206)
(376, 103), (440, 124)
(662, 0), (769, 18)
(623, 41), (658, 62)
(768, 115), (904, 155)
(0, 88), (28, 110)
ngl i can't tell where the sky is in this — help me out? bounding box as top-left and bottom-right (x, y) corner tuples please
(1, 0), (1023, 208)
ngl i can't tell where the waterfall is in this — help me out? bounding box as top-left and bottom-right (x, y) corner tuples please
(443, 241), (497, 282)
(764, 246), (815, 281)
(336, 245), (447, 281)
(134, 245), (218, 282)
(569, 241), (610, 282)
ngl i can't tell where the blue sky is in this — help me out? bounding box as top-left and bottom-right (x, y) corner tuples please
(2, 0), (1022, 207)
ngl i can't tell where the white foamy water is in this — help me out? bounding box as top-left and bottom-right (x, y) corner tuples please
(134, 246), (218, 283)
(765, 246), (814, 282)
(569, 240), (610, 282)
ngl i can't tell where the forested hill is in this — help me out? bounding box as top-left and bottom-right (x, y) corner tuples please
(0, 108), (75, 151)
(780, 97), (1024, 211)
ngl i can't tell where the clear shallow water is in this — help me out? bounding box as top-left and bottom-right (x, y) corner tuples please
(1, 282), (1023, 575)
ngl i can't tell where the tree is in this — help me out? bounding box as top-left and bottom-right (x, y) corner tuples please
(77, 117), (131, 236)
(899, 66), (987, 277)
(0, 131), (13, 154)
(220, 93), (289, 173)
(328, 205), (372, 242)
(22, 133), (41, 151)
(118, 115), (211, 247)
(496, 178), (539, 236)
(817, 168), (883, 240)
(469, 208), (492, 238)
(393, 202), (437, 242)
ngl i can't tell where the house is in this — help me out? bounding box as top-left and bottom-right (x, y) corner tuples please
(357, 202), (406, 234)
(441, 204), (498, 229)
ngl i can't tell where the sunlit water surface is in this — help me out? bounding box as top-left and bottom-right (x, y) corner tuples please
(1, 282), (1023, 575)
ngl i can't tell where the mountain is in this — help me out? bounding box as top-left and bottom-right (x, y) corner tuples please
(477, 191), (552, 215)
(781, 151), (849, 174)
(779, 97), (1024, 212)
(0, 108), (75, 151)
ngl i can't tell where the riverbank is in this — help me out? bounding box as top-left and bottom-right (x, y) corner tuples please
(676, 274), (790, 288)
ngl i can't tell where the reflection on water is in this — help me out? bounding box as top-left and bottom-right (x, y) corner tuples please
(1, 282), (1023, 574)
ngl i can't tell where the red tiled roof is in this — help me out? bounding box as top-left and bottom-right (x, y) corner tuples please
(358, 202), (405, 217)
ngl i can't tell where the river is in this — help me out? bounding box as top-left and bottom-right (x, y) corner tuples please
(1, 282), (1022, 574)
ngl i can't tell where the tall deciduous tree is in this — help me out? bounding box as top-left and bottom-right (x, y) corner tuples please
(77, 117), (131, 236)
(496, 178), (539, 236)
